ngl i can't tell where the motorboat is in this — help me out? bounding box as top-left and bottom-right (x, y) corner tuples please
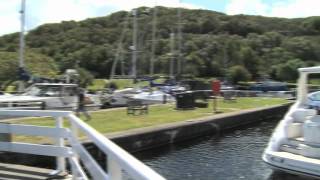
(158, 85), (186, 95)
(101, 87), (143, 107)
(103, 87), (176, 106)
(262, 66), (320, 178)
(132, 90), (175, 105)
(0, 83), (101, 110)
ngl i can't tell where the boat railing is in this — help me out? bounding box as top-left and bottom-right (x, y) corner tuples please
(0, 110), (165, 180)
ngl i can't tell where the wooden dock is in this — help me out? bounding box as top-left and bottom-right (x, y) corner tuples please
(0, 163), (69, 180)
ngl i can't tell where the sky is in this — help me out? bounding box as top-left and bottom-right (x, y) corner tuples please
(0, 0), (320, 36)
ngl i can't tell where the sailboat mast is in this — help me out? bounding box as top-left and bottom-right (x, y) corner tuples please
(177, 0), (183, 77)
(19, 0), (26, 92)
(132, 9), (138, 79)
(169, 33), (175, 78)
(110, 13), (130, 79)
(150, 3), (158, 75)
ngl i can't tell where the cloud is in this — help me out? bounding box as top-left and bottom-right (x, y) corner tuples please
(226, 0), (269, 16)
(103, 0), (203, 11)
(270, 0), (320, 18)
(225, 0), (320, 18)
(0, 0), (20, 35)
(0, 0), (202, 36)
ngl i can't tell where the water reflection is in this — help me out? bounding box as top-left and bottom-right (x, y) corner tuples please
(134, 120), (316, 180)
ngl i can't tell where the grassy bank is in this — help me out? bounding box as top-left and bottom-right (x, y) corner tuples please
(10, 97), (289, 143)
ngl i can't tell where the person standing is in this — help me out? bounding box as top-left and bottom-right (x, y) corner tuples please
(76, 88), (91, 121)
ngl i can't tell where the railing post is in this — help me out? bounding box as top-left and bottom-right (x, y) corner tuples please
(55, 116), (66, 173)
(108, 157), (122, 180)
(70, 120), (79, 177)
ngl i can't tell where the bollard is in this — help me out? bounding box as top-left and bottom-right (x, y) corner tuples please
(163, 94), (167, 104)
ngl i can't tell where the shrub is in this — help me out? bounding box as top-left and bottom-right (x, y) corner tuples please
(227, 65), (252, 84)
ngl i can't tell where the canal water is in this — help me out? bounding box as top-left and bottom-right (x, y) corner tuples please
(133, 119), (315, 180)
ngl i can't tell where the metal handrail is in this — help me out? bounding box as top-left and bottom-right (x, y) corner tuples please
(0, 110), (165, 180)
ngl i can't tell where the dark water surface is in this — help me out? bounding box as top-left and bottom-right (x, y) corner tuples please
(133, 119), (315, 180)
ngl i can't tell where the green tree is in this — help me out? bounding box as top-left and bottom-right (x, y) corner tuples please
(302, 17), (320, 34)
(226, 65), (251, 84)
(276, 59), (306, 81)
(282, 37), (316, 60)
(240, 47), (261, 79)
(77, 67), (94, 88)
(0, 51), (58, 90)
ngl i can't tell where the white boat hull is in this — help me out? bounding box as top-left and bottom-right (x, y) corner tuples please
(262, 66), (320, 179)
(263, 151), (320, 179)
(0, 83), (102, 111)
(132, 91), (175, 105)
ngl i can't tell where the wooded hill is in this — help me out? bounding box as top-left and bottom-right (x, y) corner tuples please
(0, 6), (320, 86)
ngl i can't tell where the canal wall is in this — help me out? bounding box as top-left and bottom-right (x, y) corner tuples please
(101, 103), (291, 152)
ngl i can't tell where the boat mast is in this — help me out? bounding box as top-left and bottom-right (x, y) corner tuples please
(176, 0), (183, 77)
(18, 0), (26, 92)
(131, 9), (138, 80)
(150, 2), (158, 75)
(169, 32), (175, 78)
(110, 13), (130, 79)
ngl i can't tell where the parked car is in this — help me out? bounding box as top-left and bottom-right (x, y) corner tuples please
(249, 80), (288, 92)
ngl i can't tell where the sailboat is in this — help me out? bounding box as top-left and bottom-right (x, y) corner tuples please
(104, 7), (178, 107)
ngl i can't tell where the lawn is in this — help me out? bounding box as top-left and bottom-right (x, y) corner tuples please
(87, 79), (107, 91)
(10, 97), (289, 143)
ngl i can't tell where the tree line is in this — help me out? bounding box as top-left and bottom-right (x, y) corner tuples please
(0, 6), (320, 88)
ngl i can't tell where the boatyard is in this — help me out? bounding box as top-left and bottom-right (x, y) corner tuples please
(1, 0), (320, 179)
